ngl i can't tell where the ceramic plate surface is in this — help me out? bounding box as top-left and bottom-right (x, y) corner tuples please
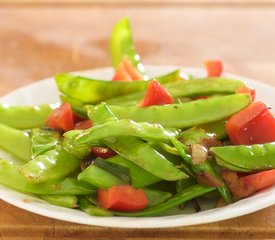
(0, 66), (274, 228)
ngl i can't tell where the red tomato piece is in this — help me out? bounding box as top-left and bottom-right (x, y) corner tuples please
(204, 60), (223, 77)
(91, 146), (117, 159)
(97, 185), (148, 211)
(139, 79), (173, 107)
(226, 102), (275, 145)
(236, 85), (256, 102)
(122, 57), (143, 80)
(74, 120), (93, 130)
(112, 56), (143, 81)
(112, 64), (132, 81)
(241, 169), (275, 195)
(46, 102), (74, 132)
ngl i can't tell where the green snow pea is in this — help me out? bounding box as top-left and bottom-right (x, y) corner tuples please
(109, 17), (144, 74)
(89, 103), (187, 181)
(106, 155), (161, 188)
(0, 123), (31, 162)
(31, 128), (61, 159)
(55, 70), (180, 105)
(171, 138), (232, 203)
(0, 103), (59, 129)
(114, 184), (214, 217)
(105, 136), (188, 181)
(144, 188), (172, 207)
(78, 164), (124, 188)
(67, 118), (178, 145)
(19, 148), (80, 183)
(107, 78), (244, 106)
(39, 194), (78, 208)
(211, 142), (275, 172)
(87, 94), (251, 128)
(0, 159), (95, 195)
(79, 196), (113, 217)
(199, 120), (227, 140)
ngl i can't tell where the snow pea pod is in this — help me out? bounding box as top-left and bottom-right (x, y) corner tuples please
(114, 184), (214, 217)
(109, 17), (144, 74)
(39, 194), (78, 208)
(68, 118), (178, 145)
(55, 70), (179, 105)
(211, 142), (275, 172)
(105, 136), (188, 181)
(31, 128), (61, 159)
(106, 155), (161, 188)
(171, 138), (232, 203)
(0, 159), (95, 195)
(144, 188), (172, 207)
(0, 103), (59, 129)
(0, 123), (31, 162)
(88, 94), (251, 128)
(107, 78), (244, 106)
(19, 148), (80, 183)
(78, 164), (124, 188)
(89, 101), (187, 181)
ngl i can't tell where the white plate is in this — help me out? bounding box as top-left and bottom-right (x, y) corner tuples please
(0, 66), (274, 228)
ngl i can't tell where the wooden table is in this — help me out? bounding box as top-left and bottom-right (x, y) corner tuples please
(0, 2), (275, 239)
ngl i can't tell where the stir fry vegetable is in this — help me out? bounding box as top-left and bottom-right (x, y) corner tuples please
(0, 17), (275, 217)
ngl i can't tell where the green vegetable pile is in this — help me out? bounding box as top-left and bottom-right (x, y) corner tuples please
(0, 17), (274, 217)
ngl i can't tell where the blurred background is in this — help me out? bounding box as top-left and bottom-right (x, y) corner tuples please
(1, 0), (275, 96)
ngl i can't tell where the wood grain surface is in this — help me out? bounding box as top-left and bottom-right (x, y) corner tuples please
(0, 3), (275, 239)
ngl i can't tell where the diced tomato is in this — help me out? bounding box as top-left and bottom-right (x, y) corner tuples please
(97, 185), (148, 211)
(222, 169), (275, 198)
(139, 79), (173, 107)
(222, 170), (275, 198)
(74, 120), (93, 130)
(112, 56), (143, 81)
(236, 85), (256, 102)
(91, 146), (117, 159)
(241, 169), (275, 194)
(46, 103), (74, 132)
(204, 60), (223, 77)
(226, 101), (275, 145)
(112, 64), (132, 81)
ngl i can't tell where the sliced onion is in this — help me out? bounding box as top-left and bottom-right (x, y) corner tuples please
(191, 144), (208, 164)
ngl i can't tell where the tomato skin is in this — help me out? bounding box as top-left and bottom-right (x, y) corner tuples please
(97, 185), (148, 211)
(204, 60), (223, 77)
(74, 120), (93, 130)
(91, 146), (117, 159)
(236, 85), (256, 102)
(226, 101), (275, 145)
(46, 103), (74, 132)
(139, 79), (173, 107)
(112, 57), (143, 81)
